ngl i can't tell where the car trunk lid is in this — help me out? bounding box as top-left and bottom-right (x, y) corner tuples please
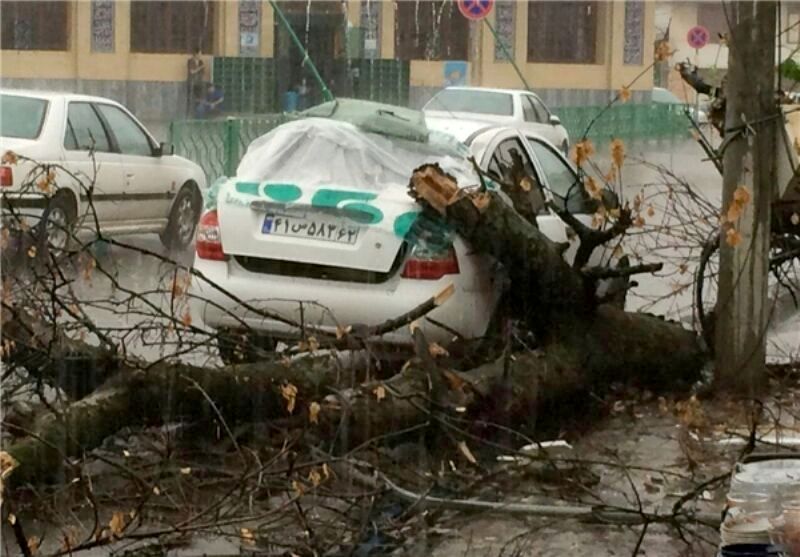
(217, 180), (420, 273)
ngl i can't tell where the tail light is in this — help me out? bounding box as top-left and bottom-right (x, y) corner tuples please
(196, 209), (226, 260)
(401, 243), (459, 280)
(0, 166), (12, 187)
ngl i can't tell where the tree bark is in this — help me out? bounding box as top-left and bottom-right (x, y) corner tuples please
(715, 1), (776, 394)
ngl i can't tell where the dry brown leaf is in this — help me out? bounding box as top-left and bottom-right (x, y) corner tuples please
(240, 528), (256, 546)
(292, 480), (305, 496)
(725, 202), (742, 223)
(610, 138), (626, 169)
(619, 85), (632, 103)
(180, 309), (192, 328)
(373, 384), (386, 402)
(335, 325), (351, 340)
(726, 227), (742, 247)
(572, 139), (595, 166)
(471, 192), (491, 212)
(308, 401), (321, 424)
(457, 441), (477, 464)
(308, 468), (322, 487)
(655, 40), (671, 61)
(180, 467), (192, 475)
(2, 151), (19, 165)
(428, 342), (449, 358)
(647, 205), (655, 217)
(322, 462), (331, 479)
(584, 176), (601, 200)
(442, 369), (466, 391)
(434, 283), (455, 306)
(27, 536), (40, 555)
(8, 513), (16, 525)
(0, 451), (19, 481)
(108, 511), (126, 537)
(733, 185), (751, 206)
(281, 383), (298, 414)
(27, 246), (37, 258)
(633, 216), (645, 228)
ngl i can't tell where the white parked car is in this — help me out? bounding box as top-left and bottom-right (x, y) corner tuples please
(191, 100), (599, 362)
(423, 86), (571, 155)
(0, 90), (206, 251)
(652, 87), (709, 125)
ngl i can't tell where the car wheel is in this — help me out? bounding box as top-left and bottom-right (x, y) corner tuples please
(39, 191), (77, 257)
(217, 328), (277, 365)
(161, 185), (202, 251)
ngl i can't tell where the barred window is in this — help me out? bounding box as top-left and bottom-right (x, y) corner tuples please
(395, 0), (469, 61)
(130, 1), (215, 54)
(1, 1), (69, 51)
(494, 1), (515, 62)
(527, 1), (598, 64)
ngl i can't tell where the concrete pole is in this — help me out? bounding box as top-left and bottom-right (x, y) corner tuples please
(715, 1), (777, 394)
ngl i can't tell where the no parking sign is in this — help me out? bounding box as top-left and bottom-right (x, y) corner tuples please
(687, 25), (710, 49)
(458, 0), (494, 21)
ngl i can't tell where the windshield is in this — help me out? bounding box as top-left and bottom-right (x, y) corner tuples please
(425, 89), (514, 116)
(0, 94), (48, 139)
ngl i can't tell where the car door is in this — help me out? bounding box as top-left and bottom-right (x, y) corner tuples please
(520, 94), (562, 147)
(525, 136), (601, 265)
(480, 134), (583, 261)
(94, 103), (174, 222)
(62, 101), (125, 223)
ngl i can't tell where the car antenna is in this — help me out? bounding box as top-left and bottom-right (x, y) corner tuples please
(268, 0), (334, 103)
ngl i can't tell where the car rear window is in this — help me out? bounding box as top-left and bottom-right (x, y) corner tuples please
(0, 94), (49, 139)
(426, 90), (513, 116)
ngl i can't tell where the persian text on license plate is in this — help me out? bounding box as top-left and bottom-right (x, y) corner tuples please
(262, 215), (360, 245)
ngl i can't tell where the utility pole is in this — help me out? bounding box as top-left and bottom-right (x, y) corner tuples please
(715, 1), (777, 394)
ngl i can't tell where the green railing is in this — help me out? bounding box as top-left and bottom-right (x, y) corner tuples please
(556, 103), (691, 142)
(170, 103), (691, 184)
(169, 115), (292, 182)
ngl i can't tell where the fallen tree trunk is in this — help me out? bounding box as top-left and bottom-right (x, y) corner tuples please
(3, 165), (708, 486)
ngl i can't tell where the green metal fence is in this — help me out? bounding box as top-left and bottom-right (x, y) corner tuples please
(169, 115), (292, 182)
(556, 103), (691, 142)
(170, 103), (691, 184)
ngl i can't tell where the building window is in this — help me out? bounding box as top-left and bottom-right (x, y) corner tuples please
(395, 0), (469, 61)
(91, 0), (115, 53)
(527, 1), (598, 64)
(787, 7), (800, 44)
(1, 1), (69, 51)
(130, 1), (215, 54)
(361, 0), (381, 59)
(494, 1), (515, 62)
(697, 3), (728, 44)
(623, 0), (644, 65)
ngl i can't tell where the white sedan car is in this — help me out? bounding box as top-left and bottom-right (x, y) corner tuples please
(0, 90), (206, 251)
(191, 100), (598, 362)
(423, 86), (571, 155)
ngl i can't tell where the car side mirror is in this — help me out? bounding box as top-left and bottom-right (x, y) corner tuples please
(549, 115), (561, 126)
(154, 142), (174, 157)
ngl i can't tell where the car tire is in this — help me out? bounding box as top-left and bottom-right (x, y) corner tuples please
(161, 184), (202, 252)
(217, 328), (277, 365)
(39, 190), (77, 257)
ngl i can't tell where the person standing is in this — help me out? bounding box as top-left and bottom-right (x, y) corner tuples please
(187, 48), (206, 117)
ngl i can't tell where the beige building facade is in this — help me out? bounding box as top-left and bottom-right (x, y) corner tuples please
(2, 1), (657, 121)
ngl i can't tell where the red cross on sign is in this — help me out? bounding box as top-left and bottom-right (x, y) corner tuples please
(458, 0), (494, 21)
(687, 25), (710, 49)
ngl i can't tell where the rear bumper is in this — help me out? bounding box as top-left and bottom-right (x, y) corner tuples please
(1, 192), (47, 227)
(191, 256), (499, 346)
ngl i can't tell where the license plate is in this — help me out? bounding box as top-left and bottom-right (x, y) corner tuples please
(262, 215), (360, 245)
